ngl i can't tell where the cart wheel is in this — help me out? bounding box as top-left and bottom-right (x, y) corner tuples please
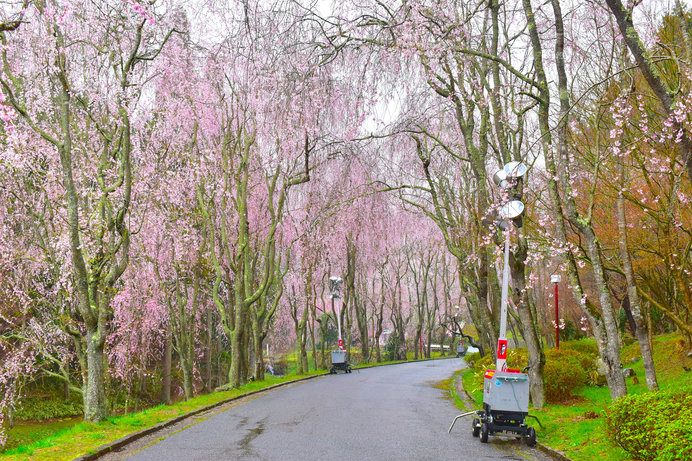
(525, 426), (536, 447)
(480, 422), (489, 443)
(472, 418), (480, 437)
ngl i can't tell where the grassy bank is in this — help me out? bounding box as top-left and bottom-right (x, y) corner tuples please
(1, 372), (322, 461)
(458, 334), (691, 460)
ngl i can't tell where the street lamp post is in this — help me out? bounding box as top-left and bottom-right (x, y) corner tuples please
(329, 276), (344, 350)
(448, 162), (537, 443)
(551, 274), (561, 349)
(329, 276), (352, 374)
(492, 161), (527, 372)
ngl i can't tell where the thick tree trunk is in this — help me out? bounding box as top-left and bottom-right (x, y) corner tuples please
(425, 330), (432, 359)
(583, 230), (628, 399)
(205, 310), (214, 393)
(294, 307), (309, 375)
(301, 324), (309, 373)
(397, 329), (406, 360)
(438, 330), (446, 357)
(355, 300), (370, 363)
(181, 356), (193, 401)
(310, 315), (318, 371)
(459, 250), (496, 358)
(162, 332), (172, 404)
(617, 162), (659, 390)
(319, 319), (328, 369)
(374, 310), (383, 362)
(374, 333), (382, 362)
(229, 325), (246, 388)
(83, 335), (107, 422)
(252, 322), (265, 382)
(345, 301), (352, 358)
(241, 322), (250, 385)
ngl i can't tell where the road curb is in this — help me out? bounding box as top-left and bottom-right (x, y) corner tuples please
(72, 374), (324, 461)
(537, 443), (572, 461)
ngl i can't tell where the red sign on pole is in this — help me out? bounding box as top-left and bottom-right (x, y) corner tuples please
(338, 339), (343, 348)
(497, 339), (508, 360)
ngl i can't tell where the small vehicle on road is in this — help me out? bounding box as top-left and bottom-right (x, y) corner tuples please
(449, 368), (540, 447)
(329, 349), (352, 374)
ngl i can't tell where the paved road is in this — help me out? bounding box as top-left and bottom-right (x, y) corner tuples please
(128, 359), (552, 460)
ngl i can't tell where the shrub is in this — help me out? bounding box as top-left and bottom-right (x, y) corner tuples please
(506, 348), (529, 370)
(14, 397), (83, 421)
(469, 347), (592, 403)
(605, 389), (692, 461)
(384, 336), (406, 361)
(272, 359), (288, 376)
(560, 338), (598, 356)
(543, 356), (587, 402)
(560, 319), (586, 341)
(348, 351), (363, 365)
(545, 348), (596, 375)
(471, 348), (529, 373)
(464, 352), (481, 368)
(472, 353), (494, 373)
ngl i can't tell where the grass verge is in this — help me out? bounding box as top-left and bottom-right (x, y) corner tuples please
(1, 372), (322, 461)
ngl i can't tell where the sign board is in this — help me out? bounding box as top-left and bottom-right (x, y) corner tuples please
(497, 339), (508, 360)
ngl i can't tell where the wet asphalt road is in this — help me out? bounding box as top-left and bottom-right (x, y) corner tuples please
(127, 359), (552, 461)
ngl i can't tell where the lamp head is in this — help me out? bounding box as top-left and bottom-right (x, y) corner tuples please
(499, 200), (524, 219)
(492, 169), (508, 188)
(329, 276), (343, 299)
(503, 161), (527, 179)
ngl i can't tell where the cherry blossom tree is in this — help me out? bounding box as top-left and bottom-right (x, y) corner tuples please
(0, 0), (179, 421)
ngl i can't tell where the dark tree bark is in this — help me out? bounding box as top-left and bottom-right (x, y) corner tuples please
(161, 331), (172, 405)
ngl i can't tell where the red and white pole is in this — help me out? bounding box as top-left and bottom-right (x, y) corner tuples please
(330, 276), (344, 351)
(336, 296), (344, 351)
(496, 227), (511, 372)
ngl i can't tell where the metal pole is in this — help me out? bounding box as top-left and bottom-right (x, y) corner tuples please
(335, 296), (343, 350)
(555, 282), (559, 349)
(496, 226), (511, 372)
